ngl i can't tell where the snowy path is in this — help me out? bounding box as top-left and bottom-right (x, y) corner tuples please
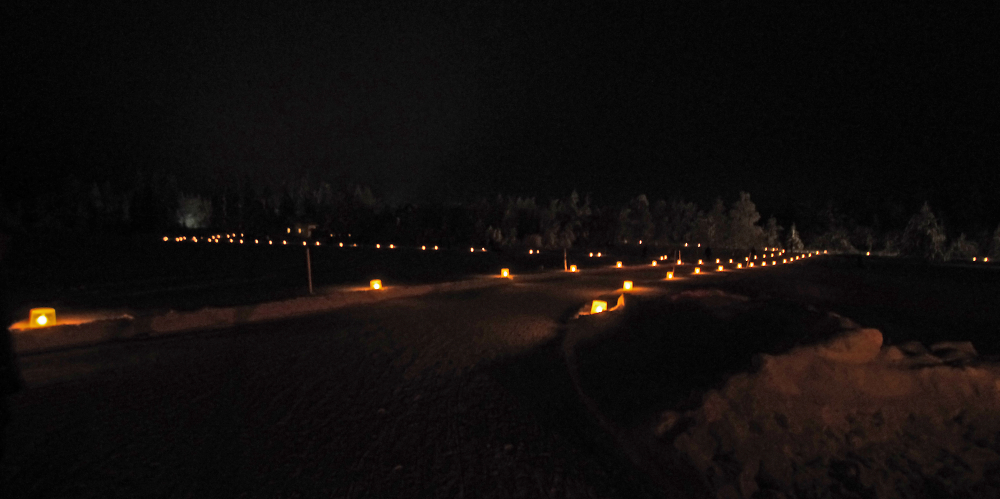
(3, 272), (664, 498)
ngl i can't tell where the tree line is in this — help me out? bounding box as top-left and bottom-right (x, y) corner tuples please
(2, 172), (998, 261)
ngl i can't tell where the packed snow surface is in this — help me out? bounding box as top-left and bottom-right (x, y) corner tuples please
(655, 314), (1000, 498)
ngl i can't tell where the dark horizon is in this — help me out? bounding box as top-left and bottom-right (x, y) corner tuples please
(3, 2), (998, 229)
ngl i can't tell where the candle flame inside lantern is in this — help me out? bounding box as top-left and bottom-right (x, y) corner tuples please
(501, 268), (509, 278)
(616, 261), (623, 268)
(591, 300), (607, 314)
(694, 267), (701, 274)
(623, 281), (633, 290)
(370, 279), (382, 290)
(651, 261), (657, 266)
(718, 265), (724, 271)
(570, 265), (577, 272)
(666, 272), (674, 279)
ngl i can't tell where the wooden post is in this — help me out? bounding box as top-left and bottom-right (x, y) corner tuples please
(306, 247), (313, 295)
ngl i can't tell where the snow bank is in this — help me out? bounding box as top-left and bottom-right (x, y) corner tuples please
(654, 317), (1000, 498)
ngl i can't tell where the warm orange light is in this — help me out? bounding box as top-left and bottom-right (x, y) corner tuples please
(716, 259), (720, 264)
(389, 244), (394, 249)
(651, 261), (657, 266)
(985, 257), (989, 262)
(470, 247), (474, 252)
(762, 262), (767, 266)
(749, 262), (754, 267)
(589, 252), (594, 257)
(240, 239), (244, 244)
(623, 280), (633, 290)
(694, 267), (701, 274)
(283, 240), (287, 245)
(370, 279), (382, 290)
(421, 245), (426, 250)
(616, 261), (623, 268)
(433, 246), (438, 250)
(597, 252), (602, 257)
(315, 241), (320, 246)
(698, 259), (703, 265)
(666, 272), (674, 279)
(717, 265), (724, 271)
(287, 228), (291, 233)
(737, 263), (742, 269)
(481, 248), (486, 252)
(591, 300), (607, 314)
(684, 243), (688, 247)
(377, 244), (381, 249)
(529, 249), (533, 254)
(570, 265), (578, 272)
(501, 268), (509, 278)
(163, 236), (168, 242)
(782, 259), (786, 263)
(30, 308), (56, 328)
(340, 242), (345, 247)
(677, 259), (682, 265)
(728, 259), (732, 263)
(269, 240), (273, 245)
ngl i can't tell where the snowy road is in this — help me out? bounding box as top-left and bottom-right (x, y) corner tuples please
(5, 256), (996, 497)
(4, 270), (669, 498)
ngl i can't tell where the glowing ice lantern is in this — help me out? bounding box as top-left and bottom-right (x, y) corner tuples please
(694, 267), (701, 274)
(591, 300), (607, 314)
(737, 263), (742, 269)
(377, 244), (381, 249)
(370, 279), (382, 290)
(716, 259), (720, 264)
(340, 243), (345, 247)
(470, 247), (475, 252)
(421, 245), (426, 250)
(717, 265), (724, 271)
(651, 261), (657, 266)
(749, 262), (754, 267)
(30, 308), (56, 328)
(616, 261), (623, 268)
(597, 252), (602, 257)
(762, 262), (767, 266)
(589, 252), (593, 257)
(163, 236), (168, 242)
(677, 259), (682, 265)
(529, 249), (533, 254)
(666, 272), (674, 279)
(698, 259), (703, 265)
(570, 265), (578, 272)
(623, 280), (633, 290)
(434, 246), (438, 250)
(389, 244), (394, 249)
(501, 268), (510, 278)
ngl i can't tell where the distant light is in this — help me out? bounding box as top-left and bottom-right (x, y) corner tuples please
(315, 241), (320, 246)
(287, 228), (291, 233)
(340, 243), (344, 247)
(717, 265), (724, 271)
(589, 252), (593, 257)
(370, 279), (382, 290)
(269, 240), (273, 245)
(985, 257), (990, 262)
(570, 265), (578, 272)
(623, 280), (633, 290)
(433, 246), (438, 250)
(298, 228), (302, 234)
(591, 300), (607, 314)
(529, 249), (533, 254)
(762, 262), (767, 266)
(389, 244), (394, 249)
(377, 244), (381, 249)
(749, 262), (754, 267)
(470, 247), (474, 252)
(254, 239), (258, 244)
(30, 308), (56, 328)
(728, 259), (733, 263)
(697, 243), (701, 247)
(737, 263), (742, 269)
(677, 259), (682, 265)
(193, 237), (197, 242)
(666, 272), (674, 279)
(239, 239), (243, 244)
(283, 240), (287, 245)
(698, 259), (703, 265)
(694, 267), (701, 274)
(639, 240), (642, 244)
(501, 268), (509, 278)
(597, 252), (602, 257)
(229, 239), (233, 243)
(616, 261), (623, 268)
(782, 259), (786, 263)
(481, 248), (486, 252)
(163, 236), (168, 241)
(684, 243), (688, 247)
(651, 261), (657, 266)
(421, 245), (426, 250)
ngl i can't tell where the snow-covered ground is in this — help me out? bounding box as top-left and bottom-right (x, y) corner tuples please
(650, 303), (1000, 498)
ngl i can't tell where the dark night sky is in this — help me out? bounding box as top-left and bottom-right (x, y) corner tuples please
(3, 1), (998, 222)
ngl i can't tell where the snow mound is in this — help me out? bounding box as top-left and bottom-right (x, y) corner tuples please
(655, 316), (1000, 498)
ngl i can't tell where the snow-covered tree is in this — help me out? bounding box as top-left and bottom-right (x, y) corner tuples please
(763, 216), (783, 248)
(786, 223), (804, 251)
(728, 192), (764, 249)
(946, 233), (979, 261)
(900, 202), (947, 261)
